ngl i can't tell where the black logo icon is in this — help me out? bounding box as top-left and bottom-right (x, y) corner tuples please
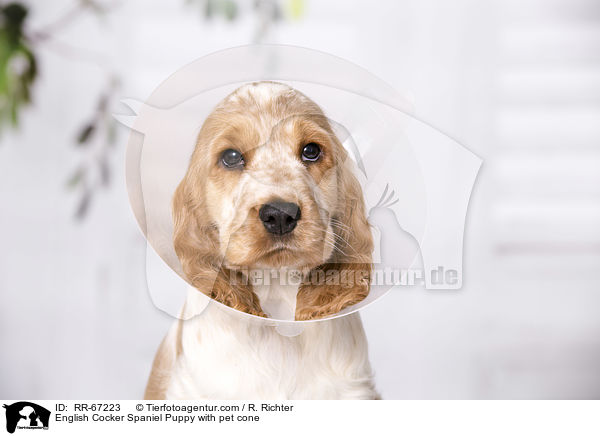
(2, 402), (50, 433)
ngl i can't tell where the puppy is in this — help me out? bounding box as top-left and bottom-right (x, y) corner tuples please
(144, 82), (378, 399)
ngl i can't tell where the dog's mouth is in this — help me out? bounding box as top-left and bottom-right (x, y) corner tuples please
(267, 245), (293, 254)
(259, 243), (298, 262)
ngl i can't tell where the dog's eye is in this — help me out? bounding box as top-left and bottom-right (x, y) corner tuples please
(221, 149), (244, 169)
(301, 143), (321, 162)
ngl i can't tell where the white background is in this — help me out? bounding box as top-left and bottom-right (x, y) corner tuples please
(1, 0), (599, 399)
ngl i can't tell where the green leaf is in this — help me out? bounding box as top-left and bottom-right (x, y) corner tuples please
(2, 3), (28, 47)
(106, 118), (116, 146)
(0, 3), (37, 133)
(99, 156), (110, 186)
(75, 189), (93, 219)
(287, 0), (304, 20)
(222, 0), (238, 21)
(77, 122), (96, 145)
(204, 0), (214, 19)
(66, 168), (85, 189)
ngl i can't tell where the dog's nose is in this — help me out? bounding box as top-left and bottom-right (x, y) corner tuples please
(259, 201), (301, 235)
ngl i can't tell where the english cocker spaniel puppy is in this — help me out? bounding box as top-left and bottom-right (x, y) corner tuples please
(145, 81), (378, 399)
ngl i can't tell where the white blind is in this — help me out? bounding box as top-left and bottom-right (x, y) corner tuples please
(491, 0), (600, 262)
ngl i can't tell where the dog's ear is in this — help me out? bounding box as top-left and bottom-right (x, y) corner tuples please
(295, 146), (373, 320)
(172, 153), (266, 317)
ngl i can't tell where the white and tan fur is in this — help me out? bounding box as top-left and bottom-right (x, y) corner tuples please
(145, 82), (378, 399)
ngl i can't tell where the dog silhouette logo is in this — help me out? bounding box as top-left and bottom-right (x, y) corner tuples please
(3, 402), (50, 433)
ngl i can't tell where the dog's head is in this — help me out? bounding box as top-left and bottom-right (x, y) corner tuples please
(173, 82), (373, 319)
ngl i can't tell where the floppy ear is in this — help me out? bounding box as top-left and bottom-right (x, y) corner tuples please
(172, 161), (266, 317)
(295, 146), (373, 320)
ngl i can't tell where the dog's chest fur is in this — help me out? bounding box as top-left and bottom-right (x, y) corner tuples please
(162, 289), (378, 400)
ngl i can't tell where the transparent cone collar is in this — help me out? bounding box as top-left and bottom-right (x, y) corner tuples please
(116, 45), (481, 336)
